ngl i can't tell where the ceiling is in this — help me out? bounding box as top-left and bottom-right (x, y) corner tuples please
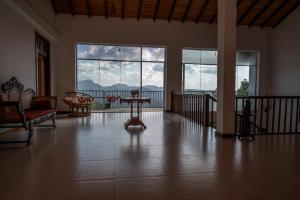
(50, 0), (300, 28)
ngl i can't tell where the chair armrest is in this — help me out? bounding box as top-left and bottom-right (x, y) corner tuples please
(31, 96), (58, 110)
(0, 101), (20, 107)
(0, 101), (24, 113)
(0, 101), (26, 124)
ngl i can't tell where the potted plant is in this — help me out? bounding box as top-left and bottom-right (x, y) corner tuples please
(105, 96), (118, 109)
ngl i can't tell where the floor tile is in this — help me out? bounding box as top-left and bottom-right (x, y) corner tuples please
(0, 112), (300, 200)
(46, 180), (114, 200)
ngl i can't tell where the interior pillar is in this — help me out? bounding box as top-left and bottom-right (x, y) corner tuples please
(216, 0), (237, 137)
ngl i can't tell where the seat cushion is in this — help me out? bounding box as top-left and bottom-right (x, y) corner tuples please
(30, 98), (53, 110)
(0, 107), (22, 122)
(24, 109), (56, 121)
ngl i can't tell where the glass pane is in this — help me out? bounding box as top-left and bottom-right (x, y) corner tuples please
(142, 62), (164, 89)
(182, 49), (201, 64)
(77, 44), (100, 59)
(236, 52), (257, 66)
(100, 45), (121, 60)
(77, 60), (101, 90)
(184, 64), (200, 91)
(236, 65), (250, 94)
(120, 62), (140, 89)
(120, 47), (141, 61)
(201, 50), (218, 65)
(200, 65), (217, 91)
(100, 61), (121, 88)
(142, 47), (165, 61)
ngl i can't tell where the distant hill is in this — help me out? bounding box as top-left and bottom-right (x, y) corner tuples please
(78, 80), (103, 90)
(142, 85), (163, 91)
(78, 79), (163, 91)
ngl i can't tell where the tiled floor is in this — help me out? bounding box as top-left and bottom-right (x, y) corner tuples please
(0, 112), (299, 200)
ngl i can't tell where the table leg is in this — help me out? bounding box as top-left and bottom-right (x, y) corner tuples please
(137, 102), (140, 118)
(130, 102), (133, 119)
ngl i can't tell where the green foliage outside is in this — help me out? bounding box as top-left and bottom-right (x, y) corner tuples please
(237, 79), (249, 96)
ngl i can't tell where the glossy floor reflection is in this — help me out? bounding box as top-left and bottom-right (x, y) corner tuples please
(0, 112), (300, 200)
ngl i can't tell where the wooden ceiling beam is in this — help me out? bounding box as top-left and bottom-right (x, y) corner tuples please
(237, 0), (259, 25)
(168, 0), (177, 22)
(104, 0), (108, 19)
(50, 0), (57, 15)
(210, 0), (243, 25)
(153, 0), (161, 21)
(249, 0), (274, 27)
(68, 0), (74, 16)
(195, 0), (209, 24)
(182, 0), (193, 23)
(122, 0), (125, 20)
(86, 0), (91, 18)
(137, 0), (143, 21)
(261, 0), (289, 28)
(273, 1), (300, 28)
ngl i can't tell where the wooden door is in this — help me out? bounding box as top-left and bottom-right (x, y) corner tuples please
(36, 32), (50, 96)
(37, 55), (46, 96)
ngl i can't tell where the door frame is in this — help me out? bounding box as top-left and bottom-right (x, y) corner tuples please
(35, 31), (51, 96)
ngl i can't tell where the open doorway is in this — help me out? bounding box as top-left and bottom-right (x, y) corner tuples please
(76, 44), (165, 112)
(35, 32), (50, 96)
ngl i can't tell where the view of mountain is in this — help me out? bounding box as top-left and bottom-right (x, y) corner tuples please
(78, 79), (163, 91)
(78, 80), (103, 90)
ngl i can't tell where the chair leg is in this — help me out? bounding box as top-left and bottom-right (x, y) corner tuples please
(26, 122), (33, 145)
(52, 114), (56, 128)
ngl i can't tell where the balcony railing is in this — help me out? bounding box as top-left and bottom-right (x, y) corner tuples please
(236, 96), (300, 135)
(171, 92), (217, 127)
(78, 90), (164, 110)
(171, 92), (300, 135)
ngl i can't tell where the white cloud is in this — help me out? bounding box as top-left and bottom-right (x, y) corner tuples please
(78, 45), (100, 59)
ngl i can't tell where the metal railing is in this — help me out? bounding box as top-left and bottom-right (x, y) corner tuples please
(77, 90), (164, 110)
(171, 92), (300, 135)
(171, 92), (217, 127)
(236, 96), (300, 135)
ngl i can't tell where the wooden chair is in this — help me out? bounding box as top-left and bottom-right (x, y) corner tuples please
(0, 77), (57, 145)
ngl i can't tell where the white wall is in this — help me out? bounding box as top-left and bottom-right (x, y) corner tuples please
(271, 7), (300, 96)
(55, 15), (270, 110)
(0, 0), (57, 93)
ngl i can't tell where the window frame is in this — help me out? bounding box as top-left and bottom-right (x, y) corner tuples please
(181, 48), (259, 95)
(75, 43), (166, 92)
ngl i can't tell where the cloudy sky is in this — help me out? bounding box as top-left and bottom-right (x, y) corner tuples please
(77, 45), (255, 90)
(77, 45), (164, 87)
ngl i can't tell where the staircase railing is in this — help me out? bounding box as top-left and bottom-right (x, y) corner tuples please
(171, 92), (217, 127)
(171, 92), (300, 135)
(235, 96), (300, 135)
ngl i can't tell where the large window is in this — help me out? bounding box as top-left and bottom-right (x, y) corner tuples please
(76, 44), (165, 109)
(182, 49), (257, 96)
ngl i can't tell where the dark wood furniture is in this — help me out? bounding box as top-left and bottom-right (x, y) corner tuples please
(0, 77), (57, 145)
(61, 91), (95, 116)
(120, 90), (151, 129)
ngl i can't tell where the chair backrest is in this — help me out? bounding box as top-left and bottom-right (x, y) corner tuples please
(130, 90), (139, 98)
(1, 77), (24, 101)
(0, 77), (35, 109)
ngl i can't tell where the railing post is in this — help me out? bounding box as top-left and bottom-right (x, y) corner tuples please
(204, 94), (209, 127)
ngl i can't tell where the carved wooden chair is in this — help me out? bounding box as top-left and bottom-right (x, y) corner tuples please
(0, 77), (57, 145)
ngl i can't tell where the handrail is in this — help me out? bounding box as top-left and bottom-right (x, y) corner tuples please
(171, 92), (300, 135)
(171, 92), (217, 127)
(235, 96), (300, 135)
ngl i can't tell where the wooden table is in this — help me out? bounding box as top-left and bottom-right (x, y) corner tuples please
(120, 97), (151, 129)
